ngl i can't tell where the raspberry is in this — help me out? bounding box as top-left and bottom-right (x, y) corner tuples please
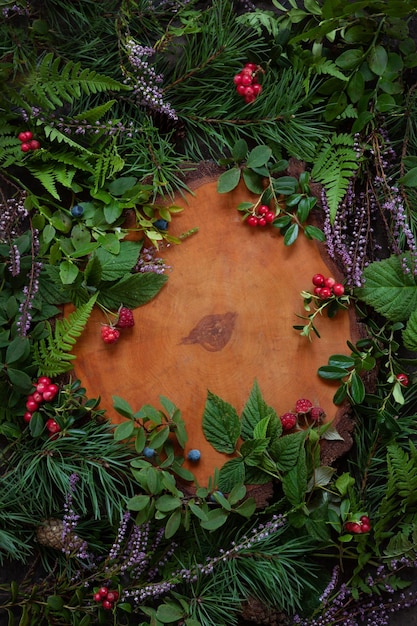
(310, 406), (325, 421)
(295, 398), (313, 414)
(187, 449), (201, 462)
(280, 412), (297, 431)
(101, 325), (120, 344)
(116, 307), (134, 328)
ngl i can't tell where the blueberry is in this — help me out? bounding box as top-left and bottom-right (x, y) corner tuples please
(153, 219), (169, 230)
(143, 447), (156, 458)
(187, 449), (201, 462)
(71, 205), (84, 218)
(210, 490), (224, 502)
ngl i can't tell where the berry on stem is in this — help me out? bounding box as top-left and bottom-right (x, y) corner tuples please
(396, 373), (409, 386)
(101, 325), (120, 344)
(332, 283), (345, 296)
(280, 412), (297, 431)
(295, 398), (313, 414)
(116, 306), (135, 328)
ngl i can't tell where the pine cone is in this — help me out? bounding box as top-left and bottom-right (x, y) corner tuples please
(36, 518), (83, 552)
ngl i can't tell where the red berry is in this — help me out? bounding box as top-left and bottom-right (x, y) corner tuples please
(32, 391), (43, 404)
(18, 131), (32, 141)
(310, 406), (325, 421)
(233, 74), (242, 85)
(246, 215), (258, 227)
(313, 287), (323, 297)
(26, 398), (39, 412)
(116, 307), (135, 329)
(361, 523), (371, 533)
(258, 205), (269, 215)
(295, 398), (313, 414)
(360, 515), (370, 524)
(93, 592), (102, 602)
(38, 376), (51, 385)
(280, 412), (297, 431)
(45, 419), (61, 434)
(312, 274), (325, 287)
(23, 412), (33, 423)
(21, 143), (31, 152)
(101, 325), (120, 344)
(252, 83), (262, 96)
(396, 373), (409, 386)
(324, 277), (336, 289)
(106, 591), (119, 602)
(240, 74), (253, 86)
(265, 211), (275, 223)
(42, 383), (59, 402)
(244, 86), (254, 97)
(257, 217), (267, 226)
(29, 139), (40, 150)
(102, 599), (113, 610)
(244, 63), (257, 71)
(345, 522), (362, 534)
(332, 283), (345, 296)
(98, 587), (109, 598)
(244, 94), (256, 103)
(236, 84), (247, 95)
(319, 287), (332, 299)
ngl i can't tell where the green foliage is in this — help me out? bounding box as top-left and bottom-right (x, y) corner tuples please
(311, 134), (359, 223)
(32, 294), (97, 376)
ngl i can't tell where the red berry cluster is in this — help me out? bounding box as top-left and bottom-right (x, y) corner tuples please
(233, 63), (263, 104)
(246, 205), (275, 227)
(311, 273), (345, 299)
(279, 398), (325, 431)
(345, 515), (371, 534)
(101, 307), (134, 344)
(93, 586), (119, 610)
(24, 377), (59, 423)
(18, 131), (40, 153)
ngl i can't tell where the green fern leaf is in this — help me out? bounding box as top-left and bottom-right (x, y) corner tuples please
(21, 53), (129, 110)
(26, 163), (78, 200)
(312, 133), (358, 223)
(43, 125), (92, 153)
(38, 148), (94, 173)
(92, 146), (125, 192)
(73, 100), (117, 124)
(314, 59), (348, 82)
(33, 294), (97, 377)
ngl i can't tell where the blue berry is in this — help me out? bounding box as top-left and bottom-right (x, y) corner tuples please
(187, 449), (201, 462)
(210, 490), (224, 502)
(71, 205), (84, 218)
(153, 219), (169, 230)
(143, 447), (156, 458)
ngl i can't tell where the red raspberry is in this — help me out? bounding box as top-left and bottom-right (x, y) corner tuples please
(116, 307), (135, 328)
(310, 406), (325, 421)
(101, 325), (120, 344)
(295, 398), (313, 414)
(280, 412), (297, 431)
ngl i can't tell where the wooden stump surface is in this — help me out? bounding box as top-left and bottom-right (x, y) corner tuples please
(70, 176), (358, 484)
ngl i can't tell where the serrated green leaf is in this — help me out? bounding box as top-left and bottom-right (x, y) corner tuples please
(403, 308), (417, 351)
(241, 380), (276, 440)
(269, 431), (306, 471)
(98, 272), (167, 309)
(202, 391), (240, 453)
(92, 241), (141, 281)
(217, 168), (241, 193)
(356, 255), (417, 321)
(218, 458), (246, 492)
(282, 447), (308, 506)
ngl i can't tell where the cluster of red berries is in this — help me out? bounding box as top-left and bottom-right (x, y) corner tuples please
(345, 515), (371, 535)
(101, 306), (134, 345)
(246, 205), (275, 227)
(233, 63), (263, 104)
(312, 273), (345, 299)
(279, 398), (325, 431)
(18, 131), (40, 152)
(93, 586), (119, 610)
(24, 377), (61, 434)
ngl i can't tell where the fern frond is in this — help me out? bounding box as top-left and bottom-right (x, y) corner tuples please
(26, 163), (78, 199)
(19, 53), (130, 111)
(311, 133), (358, 223)
(42, 125), (93, 153)
(37, 148), (95, 173)
(73, 100), (117, 124)
(236, 10), (280, 38)
(33, 294), (98, 377)
(313, 58), (348, 82)
(92, 144), (125, 192)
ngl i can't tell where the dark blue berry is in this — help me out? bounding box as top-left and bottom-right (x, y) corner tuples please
(71, 205), (84, 218)
(153, 219), (169, 230)
(187, 449), (201, 462)
(143, 447), (156, 458)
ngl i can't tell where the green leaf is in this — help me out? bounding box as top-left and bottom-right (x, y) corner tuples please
(232, 138), (248, 161)
(92, 241), (141, 281)
(108, 176), (138, 196)
(29, 412), (44, 438)
(47, 596), (64, 611)
(149, 425), (170, 448)
(304, 225), (325, 241)
(273, 176), (298, 195)
(156, 603), (185, 623)
(233, 498), (256, 518)
(217, 168), (241, 193)
(155, 495), (181, 513)
(269, 431), (307, 471)
(228, 484), (246, 505)
(59, 260), (79, 285)
(335, 48), (363, 70)
(403, 308), (417, 351)
(6, 336), (30, 364)
(127, 495), (151, 511)
(165, 509), (182, 538)
(241, 380), (275, 440)
(114, 420), (135, 441)
(98, 272), (168, 309)
(112, 395), (134, 418)
(7, 369), (33, 391)
(368, 45), (388, 76)
(242, 168), (264, 194)
(349, 372), (365, 403)
(328, 354), (356, 368)
(282, 447), (308, 506)
(218, 458), (246, 492)
(202, 391), (240, 453)
(318, 365), (349, 380)
(246, 145), (272, 168)
(398, 167), (417, 187)
(355, 255), (417, 321)
(200, 508), (228, 530)
(103, 200), (124, 224)
(284, 223), (299, 245)
(347, 71), (365, 103)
